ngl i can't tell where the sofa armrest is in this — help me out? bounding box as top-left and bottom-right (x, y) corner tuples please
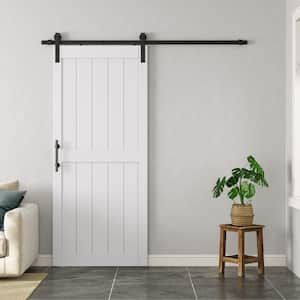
(2, 203), (39, 276)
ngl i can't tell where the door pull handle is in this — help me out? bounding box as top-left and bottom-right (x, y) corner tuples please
(55, 140), (60, 172)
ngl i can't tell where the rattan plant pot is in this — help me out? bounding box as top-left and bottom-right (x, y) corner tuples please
(231, 204), (254, 226)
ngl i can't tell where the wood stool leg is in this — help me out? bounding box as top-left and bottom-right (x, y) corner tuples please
(238, 230), (245, 277)
(219, 228), (226, 273)
(257, 228), (264, 275)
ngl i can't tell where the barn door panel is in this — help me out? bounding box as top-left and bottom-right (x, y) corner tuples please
(53, 46), (147, 266)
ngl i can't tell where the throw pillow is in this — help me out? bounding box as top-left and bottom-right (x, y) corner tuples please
(0, 190), (26, 230)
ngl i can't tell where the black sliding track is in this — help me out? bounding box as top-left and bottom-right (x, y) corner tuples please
(41, 32), (248, 63)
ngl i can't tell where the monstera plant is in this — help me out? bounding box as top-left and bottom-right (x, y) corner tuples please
(212, 155), (268, 226)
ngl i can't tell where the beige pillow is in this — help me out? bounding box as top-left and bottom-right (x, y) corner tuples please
(0, 180), (19, 190)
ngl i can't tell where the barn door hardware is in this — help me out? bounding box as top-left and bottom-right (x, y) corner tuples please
(139, 32), (147, 63)
(55, 139), (60, 172)
(41, 32), (248, 63)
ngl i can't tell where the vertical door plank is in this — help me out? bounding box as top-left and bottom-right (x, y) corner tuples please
(53, 59), (62, 265)
(62, 164), (77, 258)
(93, 59), (108, 151)
(77, 59), (92, 151)
(124, 163), (139, 258)
(109, 163), (123, 256)
(109, 59), (123, 151)
(93, 163), (108, 255)
(62, 59), (76, 150)
(124, 59), (139, 152)
(77, 163), (92, 258)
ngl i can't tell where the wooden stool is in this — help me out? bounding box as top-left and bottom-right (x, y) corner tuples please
(219, 224), (264, 277)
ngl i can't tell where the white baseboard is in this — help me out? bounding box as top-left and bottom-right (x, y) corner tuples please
(34, 254), (286, 267)
(34, 255), (52, 266)
(148, 254), (286, 267)
(289, 197), (300, 210)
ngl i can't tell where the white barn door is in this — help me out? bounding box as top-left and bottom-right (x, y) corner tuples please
(53, 46), (147, 266)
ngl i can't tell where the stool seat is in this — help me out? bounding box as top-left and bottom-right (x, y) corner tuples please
(220, 224), (264, 231)
(219, 224), (265, 277)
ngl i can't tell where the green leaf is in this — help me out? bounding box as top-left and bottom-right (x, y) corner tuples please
(247, 155), (264, 176)
(226, 176), (239, 187)
(241, 168), (253, 179)
(228, 187), (239, 200)
(249, 173), (260, 184)
(246, 183), (256, 199)
(240, 181), (249, 196)
(247, 155), (269, 188)
(248, 172), (269, 187)
(213, 176), (226, 198)
(232, 168), (241, 177)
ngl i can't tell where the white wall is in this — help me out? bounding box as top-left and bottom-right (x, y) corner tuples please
(292, 22), (300, 198)
(287, 0), (300, 277)
(288, 208), (300, 275)
(0, 0), (286, 256)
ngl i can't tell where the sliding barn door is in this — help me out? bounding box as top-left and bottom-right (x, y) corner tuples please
(53, 46), (147, 266)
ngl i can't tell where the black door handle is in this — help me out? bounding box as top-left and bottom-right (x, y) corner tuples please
(55, 140), (60, 172)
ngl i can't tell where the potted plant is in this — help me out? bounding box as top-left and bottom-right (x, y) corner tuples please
(212, 155), (268, 226)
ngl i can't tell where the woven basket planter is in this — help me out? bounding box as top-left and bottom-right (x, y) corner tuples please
(231, 204), (254, 226)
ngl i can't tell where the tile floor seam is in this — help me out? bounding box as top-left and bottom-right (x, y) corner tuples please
(108, 267), (118, 300)
(265, 276), (286, 300)
(186, 267), (198, 300)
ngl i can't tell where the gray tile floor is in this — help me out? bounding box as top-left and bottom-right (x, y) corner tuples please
(28, 267), (300, 300)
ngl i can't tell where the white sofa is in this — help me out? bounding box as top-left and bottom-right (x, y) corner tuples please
(0, 203), (39, 277)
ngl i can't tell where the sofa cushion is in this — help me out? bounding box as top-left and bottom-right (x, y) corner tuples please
(0, 231), (6, 258)
(0, 180), (19, 191)
(0, 190), (26, 230)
